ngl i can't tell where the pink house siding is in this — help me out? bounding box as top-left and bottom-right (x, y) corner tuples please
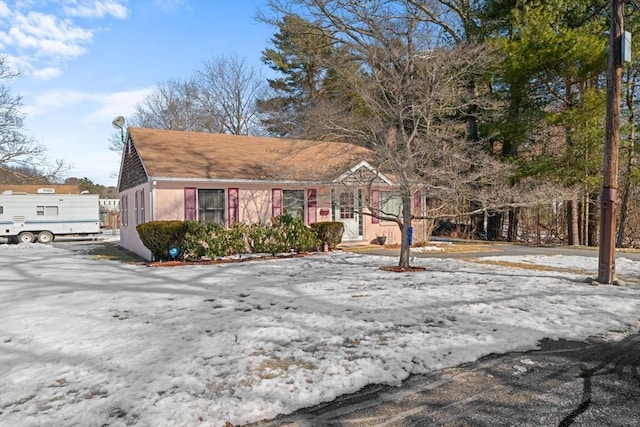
(119, 183), (152, 260)
(116, 128), (422, 260)
(119, 180), (428, 260)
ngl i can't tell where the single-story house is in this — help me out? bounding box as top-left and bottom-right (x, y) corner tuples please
(117, 128), (427, 260)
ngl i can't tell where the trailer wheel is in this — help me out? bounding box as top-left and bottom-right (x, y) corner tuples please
(18, 232), (36, 243)
(37, 231), (54, 244)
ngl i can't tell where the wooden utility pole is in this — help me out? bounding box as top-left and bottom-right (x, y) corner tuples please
(598, 0), (624, 284)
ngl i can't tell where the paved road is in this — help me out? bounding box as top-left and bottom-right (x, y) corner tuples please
(248, 333), (640, 426)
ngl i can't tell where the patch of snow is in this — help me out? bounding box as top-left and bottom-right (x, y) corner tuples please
(1, 245), (639, 426)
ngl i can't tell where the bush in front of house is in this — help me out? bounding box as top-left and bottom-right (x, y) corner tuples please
(246, 221), (291, 255)
(245, 214), (322, 255)
(310, 221), (344, 250)
(182, 222), (248, 260)
(137, 220), (198, 261)
(274, 213), (322, 253)
(140, 214), (323, 261)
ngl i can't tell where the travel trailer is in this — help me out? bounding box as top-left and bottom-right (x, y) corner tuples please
(0, 189), (100, 243)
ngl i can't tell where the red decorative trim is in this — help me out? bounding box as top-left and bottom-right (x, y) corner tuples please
(414, 191), (422, 210)
(228, 188), (239, 227)
(371, 190), (380, 224)
(307, 189), (317, 224)
(184, 187), (197, 221)
(272, 188), (283, 217)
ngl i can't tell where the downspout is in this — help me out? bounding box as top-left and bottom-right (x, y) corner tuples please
(151, 181), (157, 221)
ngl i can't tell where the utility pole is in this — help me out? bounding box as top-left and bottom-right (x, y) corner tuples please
(597, 0), (624, 284)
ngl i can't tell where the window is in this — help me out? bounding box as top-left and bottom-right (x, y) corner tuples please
(283, 190), (304, 219)
(36, 206), (59, 216)
(134, 189), (145, 225)
(380, 192), (402, 217)
(0, 206), (3, 214)
(198, 189), (225, 224)
(121, 194), (128, 228)
(339, 192), (354, 219)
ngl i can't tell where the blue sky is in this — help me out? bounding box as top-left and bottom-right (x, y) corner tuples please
(1, 0), (274, 186)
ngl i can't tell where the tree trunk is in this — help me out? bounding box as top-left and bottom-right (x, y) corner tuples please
(398, 196), (413, 268)
(567, 198), (579, 246)
(588, 193), (598, 246)
(616, 176), (630, 247)
(507, 207), (519, 242)
(487, 211), (503, 241)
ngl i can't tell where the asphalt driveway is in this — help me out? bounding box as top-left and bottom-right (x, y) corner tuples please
(248, 332), (640, 426)
(248, 242), (640, 427)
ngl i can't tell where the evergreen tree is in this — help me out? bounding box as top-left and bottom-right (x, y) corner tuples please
(258, 14), (336, 136)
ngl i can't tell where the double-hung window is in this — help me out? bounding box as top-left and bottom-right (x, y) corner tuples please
(283, 190), (304, 219)
(380, 192), (402, 217)
(198, 189), (225, 224)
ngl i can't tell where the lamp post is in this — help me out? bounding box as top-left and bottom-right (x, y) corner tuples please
(597, 0), (624, 284)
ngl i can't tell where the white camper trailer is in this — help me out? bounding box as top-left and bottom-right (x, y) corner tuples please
(0, 189), (100, 243)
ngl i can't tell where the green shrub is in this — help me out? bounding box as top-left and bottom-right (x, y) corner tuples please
(140, 214), (323, 262)
(247, 214), (321, 255)
(182, 222), (249, 261)
(310, 221), (344, 250)
(137, 220), (197, 261)
(247, 222), (290, 255)
(275, 213), (322, 253)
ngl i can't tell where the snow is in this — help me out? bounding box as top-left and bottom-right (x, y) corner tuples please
(1, 243), (639, 426)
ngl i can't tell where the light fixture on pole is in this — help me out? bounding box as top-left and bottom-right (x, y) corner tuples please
(111, 115), (126, 152)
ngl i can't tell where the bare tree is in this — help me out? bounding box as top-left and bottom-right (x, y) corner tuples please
(267, 0), (546, 268)
(0, 56), (68, 183)
(131, 78), (223, 132)
(111, 54), (267, 156)
(196, 54), (267, 135)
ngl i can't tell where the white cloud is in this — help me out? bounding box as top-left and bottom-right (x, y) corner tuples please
(23, 87), (153, 120)
(22, 88), (91, 116)
(31, 66), (62, 80)
(63, 0), (129, 19)
(9, 11), (92, 58)
(88, 87), (154, 121)
(0, 1), (130, 80)
(0, 1), (10, 18)
(154, 0), (187, 15)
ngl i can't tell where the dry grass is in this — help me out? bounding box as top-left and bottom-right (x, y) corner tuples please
(465, 259), (592, 275)
(86, 242), (146, 263)
(253, 357), (315, 380)
(347, 242), (499, 254)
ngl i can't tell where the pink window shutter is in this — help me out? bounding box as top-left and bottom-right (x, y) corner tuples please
(414, 191), (422, 211)
(228, 188), (239, 227)
(371, 190), (380, 224)
(272, 188), (283, 217)
(184, 187), (197, 221)
(307, 189), (317, 224)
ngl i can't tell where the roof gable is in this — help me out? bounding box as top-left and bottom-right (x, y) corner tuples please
(123, 128), (381, 185)
(334, 160), (393, 186)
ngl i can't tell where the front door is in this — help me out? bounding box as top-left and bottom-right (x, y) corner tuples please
(335, 190), (361, 241)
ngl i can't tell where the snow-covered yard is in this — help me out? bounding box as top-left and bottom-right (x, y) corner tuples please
(1, 243), (639, 426)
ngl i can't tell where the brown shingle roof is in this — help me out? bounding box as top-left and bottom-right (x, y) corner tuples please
(128, 128), (374, 182)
